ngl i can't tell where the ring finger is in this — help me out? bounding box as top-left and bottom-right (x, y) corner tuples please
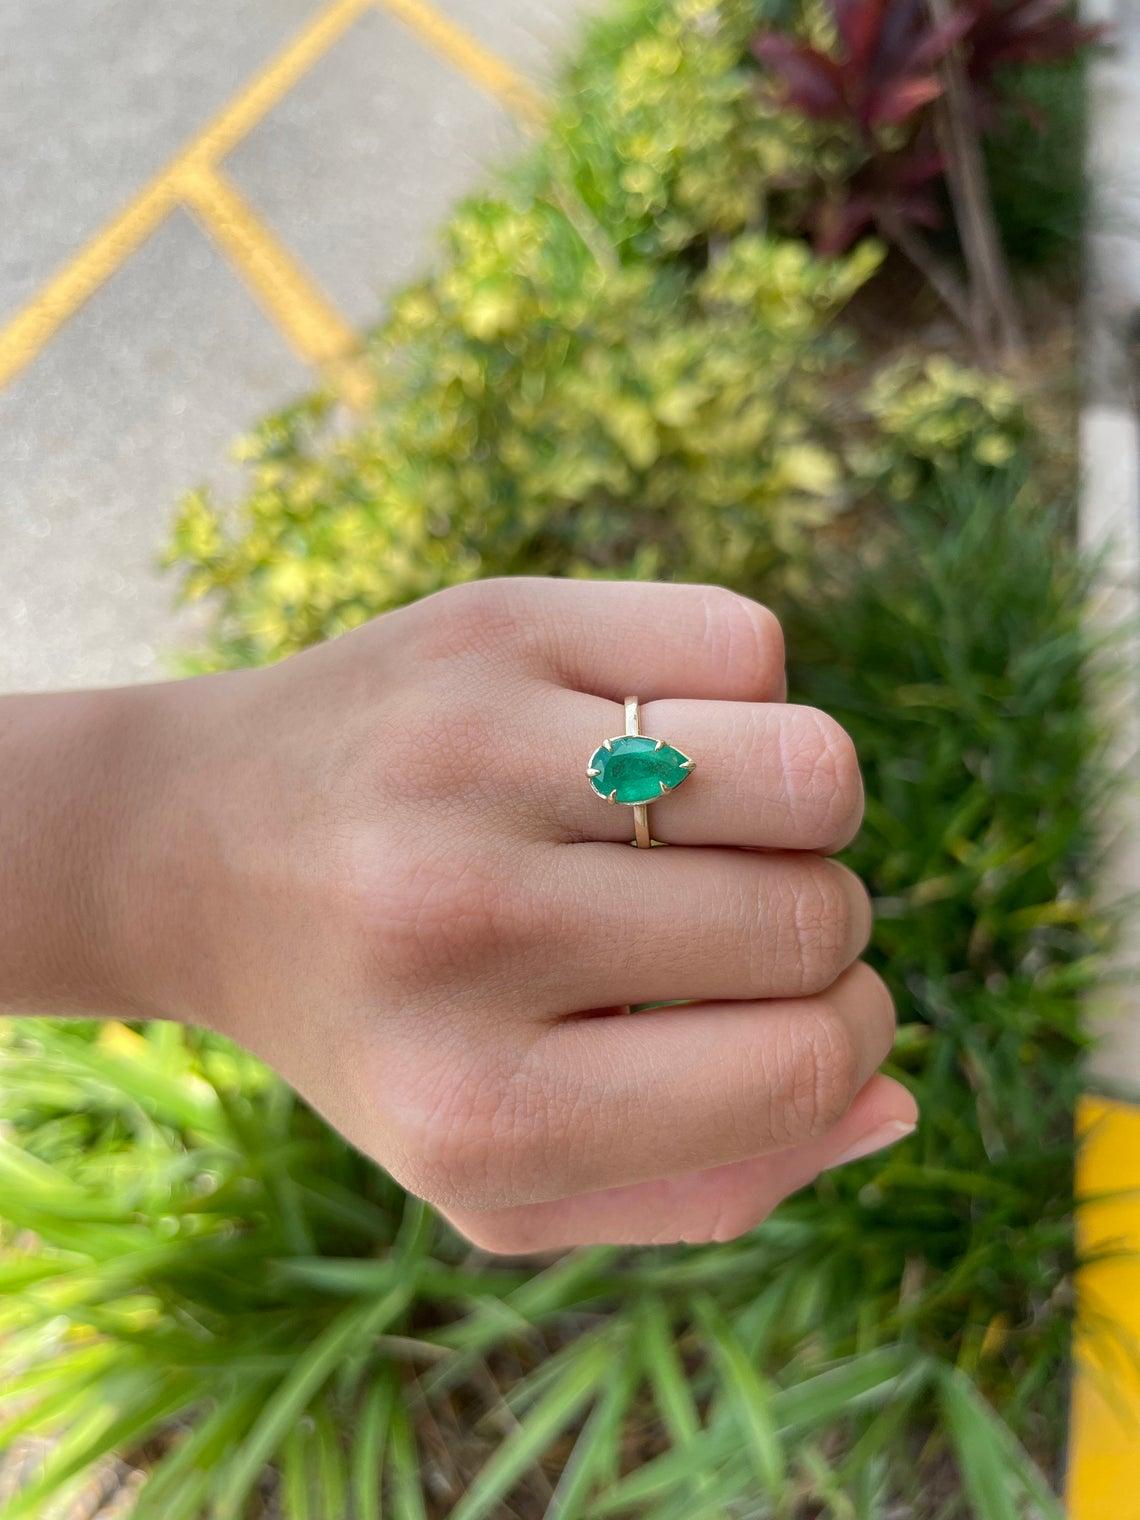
(532, 691), (864, 852)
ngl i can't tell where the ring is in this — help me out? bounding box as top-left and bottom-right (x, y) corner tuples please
(586, 695), (694, 848)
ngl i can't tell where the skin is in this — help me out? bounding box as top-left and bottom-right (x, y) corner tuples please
(0, 578), (917, 1253)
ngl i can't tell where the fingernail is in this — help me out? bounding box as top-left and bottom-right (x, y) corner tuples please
(828, 1119), (916, 1169)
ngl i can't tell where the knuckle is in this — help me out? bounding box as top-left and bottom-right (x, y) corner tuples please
(785, 708), (863, 849)
(697, 586), (784, 687)
(388, 1048), (533, 1211)
(786, 860), (861, 995)
(382, 700), (498, 804)
(783, 1004), (861, 1142)
(366, 843), (539, 991)
(409, 578), (521, 663)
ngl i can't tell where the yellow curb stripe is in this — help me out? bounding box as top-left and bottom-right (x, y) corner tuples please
(1069, 1093), (1140, 1518)
(178, 165), (375, 410)
(374, 0), (546, 123)
(0, 0), (371, 391)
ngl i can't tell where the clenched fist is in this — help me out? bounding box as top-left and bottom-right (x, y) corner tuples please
(0, 579), (916, 1252)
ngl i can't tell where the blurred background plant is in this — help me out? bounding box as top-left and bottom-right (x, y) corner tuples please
(0, 0), (1110, 1515)
(751, 0), (1101, 353)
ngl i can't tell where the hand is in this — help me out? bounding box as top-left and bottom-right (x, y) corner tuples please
(0, 579), (915, 1252)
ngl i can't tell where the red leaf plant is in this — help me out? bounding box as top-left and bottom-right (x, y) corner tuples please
(751, 0), (972, 140)
(964, 0), (1104, 84)
(751, 0), (1102, 255)
(812, 144), (946, 254)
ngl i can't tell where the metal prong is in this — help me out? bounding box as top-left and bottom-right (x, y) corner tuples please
(607, 790), (618, 804)
(586, 767), (600, 778)
(658, 779), (670, 795)
(602, 738), (613, 752)
(680, 758), (695, 770)
(654, 737), (664, 751)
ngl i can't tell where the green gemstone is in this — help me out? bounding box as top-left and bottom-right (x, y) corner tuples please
(587, 735), (693, 806)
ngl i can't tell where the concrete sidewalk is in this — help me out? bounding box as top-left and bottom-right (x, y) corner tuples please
(0, 0), (592, 693)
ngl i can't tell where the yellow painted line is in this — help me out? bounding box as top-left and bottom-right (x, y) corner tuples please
(0, 179), (181, 389)
(175, 0), (374, 173)
(374, 0), (546, 123)
(0, 0), (371, 390)
(1069, 1094), (1140, 1518)
(0, 0), (542, 394)
(179, 164), (374, 409)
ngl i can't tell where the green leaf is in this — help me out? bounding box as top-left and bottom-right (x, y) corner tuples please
(939, 1369), (1022, 1520)
(450, 1338), (610, 1520)
(696, 1298), (785, 1495)
(350, 1372), (395, 1520)
(212, 1286), (412, 1518)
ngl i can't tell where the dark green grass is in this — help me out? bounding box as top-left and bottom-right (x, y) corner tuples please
(985, 61), (1089, 273)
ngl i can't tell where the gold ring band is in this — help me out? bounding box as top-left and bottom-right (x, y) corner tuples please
(585, 695), (695, 848)
(624, 696), (653, 849)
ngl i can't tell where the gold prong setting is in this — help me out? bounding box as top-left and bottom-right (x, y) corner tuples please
(585, 733), (695, 807)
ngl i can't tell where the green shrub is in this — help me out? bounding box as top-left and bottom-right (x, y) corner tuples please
(544, 0), (813, 257)
(1, 473), (1106, 1518)
(853, 352), (1028, 500)
(170, 224), (882, 667)
(984, 59), (1089, 272)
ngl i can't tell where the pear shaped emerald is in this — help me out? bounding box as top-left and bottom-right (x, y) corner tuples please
(587, 735), (693, 806)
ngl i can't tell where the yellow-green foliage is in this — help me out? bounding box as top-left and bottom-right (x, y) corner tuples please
(170, 218), (882, 667)
(168, 0), (1021, 674)
(548, 0), (815, 255)
(856, 353), (1028, 499)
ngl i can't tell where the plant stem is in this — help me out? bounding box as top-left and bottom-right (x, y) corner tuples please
(878, 209), (976, 336)
(926, 0), (1024, 360)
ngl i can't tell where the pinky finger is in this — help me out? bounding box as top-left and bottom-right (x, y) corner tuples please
(440, 1075), (917, 1254)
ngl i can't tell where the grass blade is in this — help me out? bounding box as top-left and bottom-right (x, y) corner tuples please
(696, 1298), (785, 1495)
(350, 1371), (395, 1520)
(212, 1285), (412, 1519)
(386, 1392), (428, 1520)
(450, 1338), (611, 1520)
(545, 1341), (640, 1519)
(939, 1369), (1022, 1520)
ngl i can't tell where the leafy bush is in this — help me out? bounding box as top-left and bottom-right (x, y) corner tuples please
(750, 0), (1099, 258)
(854, 351), (1027, 497)
(983, 57), (1089, 268)
(546, 0), (810, 256)
(170, 221), (884, 667)
(0, 473), (1106, 1518)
